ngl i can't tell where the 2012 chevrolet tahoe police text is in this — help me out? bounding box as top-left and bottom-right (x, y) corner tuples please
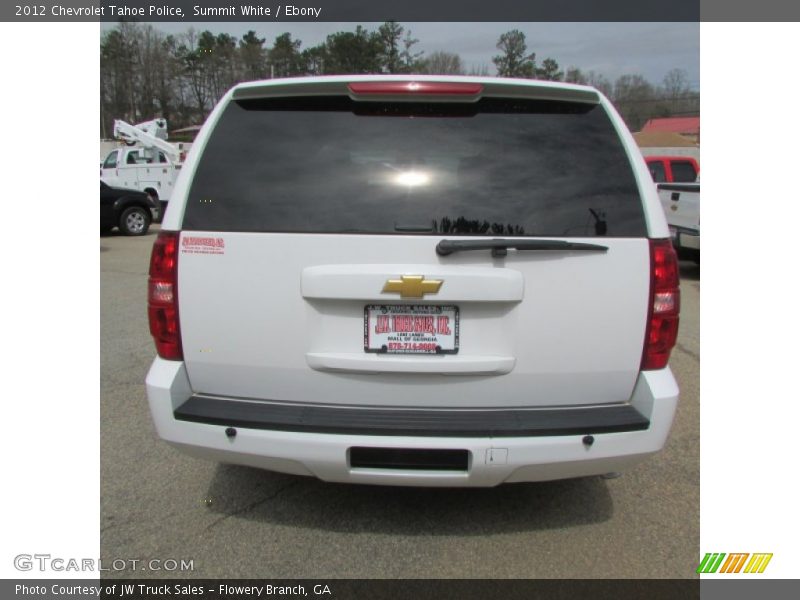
(145, 76), (680, 487)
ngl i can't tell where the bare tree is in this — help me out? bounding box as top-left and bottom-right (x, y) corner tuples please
(565, 67), (588, 85)
(154, 34), (182, 125)
(419, 51), (464, 75)
(663, 68), (690, 101)
(613, 74), (656, 129)
(179, 29), (210, 121)
(586, 71), (613, 97)
(468, 64), (491, 77)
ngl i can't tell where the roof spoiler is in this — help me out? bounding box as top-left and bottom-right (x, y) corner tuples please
(232, 77), (601, 105)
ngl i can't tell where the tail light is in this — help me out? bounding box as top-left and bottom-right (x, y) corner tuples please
(641, 239), (680, 370)
(148, 231), (182, 360)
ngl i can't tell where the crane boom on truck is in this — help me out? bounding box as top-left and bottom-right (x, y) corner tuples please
(112, 118), (182, 162)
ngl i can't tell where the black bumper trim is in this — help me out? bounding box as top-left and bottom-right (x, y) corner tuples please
(174, 395), (650, 438)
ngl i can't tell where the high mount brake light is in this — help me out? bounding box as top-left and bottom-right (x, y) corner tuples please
(641, 239), (680, 370)
(148, 231), (183, 360)
(348, 82), (484, 96)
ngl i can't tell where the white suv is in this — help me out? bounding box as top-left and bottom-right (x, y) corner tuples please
(146, 76), (680, 487)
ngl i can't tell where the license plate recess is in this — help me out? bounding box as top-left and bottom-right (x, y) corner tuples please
(364, 305), (459, 355)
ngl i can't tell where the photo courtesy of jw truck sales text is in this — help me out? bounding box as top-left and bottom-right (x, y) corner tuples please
(100, 18), (699, 580)
(13, 583), (332, 596)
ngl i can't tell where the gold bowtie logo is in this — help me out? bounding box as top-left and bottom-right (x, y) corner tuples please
(382, 275), (443, 298)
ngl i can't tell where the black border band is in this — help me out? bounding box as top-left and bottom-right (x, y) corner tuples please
(174, 395), (650, 437)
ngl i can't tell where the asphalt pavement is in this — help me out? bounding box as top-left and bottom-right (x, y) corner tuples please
(100, 225), (700, 579)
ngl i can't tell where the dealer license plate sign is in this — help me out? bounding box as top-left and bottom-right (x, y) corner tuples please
(364, 305), (459, 354)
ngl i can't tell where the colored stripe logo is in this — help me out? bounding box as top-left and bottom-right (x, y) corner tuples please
(697, 553), (773, 574)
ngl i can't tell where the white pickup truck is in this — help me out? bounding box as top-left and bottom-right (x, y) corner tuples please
(658, 181), (699, 263)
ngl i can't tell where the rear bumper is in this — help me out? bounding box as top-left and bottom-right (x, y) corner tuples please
(145, 358), (679, 487)
(679, 232), (700, 251)
(670, 226), (700, 252)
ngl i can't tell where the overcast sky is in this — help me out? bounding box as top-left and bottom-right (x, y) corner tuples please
(101, 22), (699, 89)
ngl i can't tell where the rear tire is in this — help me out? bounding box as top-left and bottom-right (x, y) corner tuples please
(119, 206), (151, 236)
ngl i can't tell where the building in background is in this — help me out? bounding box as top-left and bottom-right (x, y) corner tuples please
(641, 116), (700, 144)
(633, 130), (699, 162)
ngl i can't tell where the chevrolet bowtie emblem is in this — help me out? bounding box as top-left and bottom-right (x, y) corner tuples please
(382, 275), (443, 298)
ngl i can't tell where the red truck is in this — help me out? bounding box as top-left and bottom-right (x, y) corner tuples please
(645, 156), (699, 183)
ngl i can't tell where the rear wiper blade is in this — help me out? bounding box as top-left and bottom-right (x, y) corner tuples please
(436, 238), (608, 257)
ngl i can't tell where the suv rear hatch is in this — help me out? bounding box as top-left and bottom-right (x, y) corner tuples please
(174, 79), (652, 409)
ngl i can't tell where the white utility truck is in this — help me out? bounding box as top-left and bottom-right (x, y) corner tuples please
(100, 119), (183, 221)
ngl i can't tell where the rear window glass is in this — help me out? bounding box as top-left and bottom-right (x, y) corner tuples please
(648, 161), (667, 182)
(184, 96), (646, 237)
(671, 160), (698, 182)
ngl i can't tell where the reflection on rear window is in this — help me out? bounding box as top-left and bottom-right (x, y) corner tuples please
(184, 96), (646, 237)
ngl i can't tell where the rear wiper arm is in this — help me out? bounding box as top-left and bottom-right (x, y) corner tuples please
(436, 238), (608, 257)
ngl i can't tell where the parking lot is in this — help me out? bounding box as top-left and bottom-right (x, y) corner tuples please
(100, 226), (699, 579)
